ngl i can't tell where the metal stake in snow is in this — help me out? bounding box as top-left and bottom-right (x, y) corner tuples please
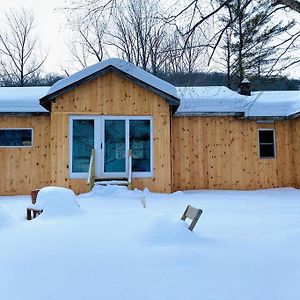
(140, 196), (146, 208)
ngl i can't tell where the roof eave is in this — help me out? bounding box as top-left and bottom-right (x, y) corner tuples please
(288, 111), (300, 120)
(0, 112), (50, 116)
(174, 112), (245, 117)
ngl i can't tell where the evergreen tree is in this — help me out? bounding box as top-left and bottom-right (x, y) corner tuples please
(220, 0), (295, 86)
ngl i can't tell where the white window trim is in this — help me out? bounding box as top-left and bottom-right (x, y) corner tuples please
(258, 128), (276, 159)
(69, 115), (154, 179)
(69, 116), (96, 179)
(0, 128), (33, 148)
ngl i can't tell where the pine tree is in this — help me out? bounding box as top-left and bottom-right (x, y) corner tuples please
(220, 0), (295, 86)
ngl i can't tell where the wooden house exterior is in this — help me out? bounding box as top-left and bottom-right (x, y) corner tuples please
(0, 59), (299, 195)
(48, 72), (173, 194)
(172, 117), (297, 190)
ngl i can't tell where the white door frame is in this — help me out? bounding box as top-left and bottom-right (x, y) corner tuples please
(69, 115), (153, 179)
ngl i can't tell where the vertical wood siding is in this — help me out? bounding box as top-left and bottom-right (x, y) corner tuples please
(0, 116), (51, 195)
(172, 116), (296, 191)
(50, 71), (172, 194)
(292, 118), (300, 187)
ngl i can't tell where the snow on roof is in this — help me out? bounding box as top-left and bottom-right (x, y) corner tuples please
(0, 87), (50, 113)
(176, 86), (247, 116)
(247, 91), (300, 117)
(176, 86), (300, 118)
(0, 82), (299, 118)
(44, 58), (178, 101)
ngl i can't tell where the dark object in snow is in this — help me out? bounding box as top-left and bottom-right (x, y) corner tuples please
(181, 205), (203, 231)
(26, 207), (43, 220)
(31, 189), (40, 204)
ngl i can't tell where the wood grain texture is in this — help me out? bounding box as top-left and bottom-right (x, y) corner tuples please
(172, 116), (296, 191)
(292, 118), (300, 187)
(0, 116), (51, 195)
(50, 71), (172, 194)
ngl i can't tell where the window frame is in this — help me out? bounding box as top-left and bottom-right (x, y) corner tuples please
(69, 116), (97, 179)
(69, 115), (153, 179)
(0, 128), (33, 148)
(258, 128), (276, 159)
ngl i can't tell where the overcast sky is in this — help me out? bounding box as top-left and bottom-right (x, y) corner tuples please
(0, 0), (69, 74)
(0, 0), (299, 79)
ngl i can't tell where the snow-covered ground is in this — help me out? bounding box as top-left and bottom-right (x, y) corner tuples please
(0, 186), (300, 300)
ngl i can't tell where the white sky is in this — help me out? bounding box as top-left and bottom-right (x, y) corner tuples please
(0, 0), (69, 74)
(0, 0), (299, 79)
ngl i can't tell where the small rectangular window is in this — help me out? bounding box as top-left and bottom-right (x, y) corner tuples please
(0, 129), (33, 147)
(258, 129), (275, 158)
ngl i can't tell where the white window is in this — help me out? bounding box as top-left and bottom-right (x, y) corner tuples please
(0, 128), (33, 147)
(69, 116), (153, 178)
(258, 129), (276, 158)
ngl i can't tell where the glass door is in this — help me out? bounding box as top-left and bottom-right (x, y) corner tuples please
(103, 119), (127, 177)
(69, 115), (153, 179)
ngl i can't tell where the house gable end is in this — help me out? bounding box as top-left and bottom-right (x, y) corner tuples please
(40, 64), (179, 111)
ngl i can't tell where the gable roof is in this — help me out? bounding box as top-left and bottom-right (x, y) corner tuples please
(0, 87), (50, 114)
(40, 58), (179, 109)
(176, 86), (300, 119)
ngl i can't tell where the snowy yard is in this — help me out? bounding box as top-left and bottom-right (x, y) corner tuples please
(0, 186), (300, 300)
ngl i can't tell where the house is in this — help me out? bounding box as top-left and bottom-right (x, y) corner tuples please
(0, 58), (299, 195)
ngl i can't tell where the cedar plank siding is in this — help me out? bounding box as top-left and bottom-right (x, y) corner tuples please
(50, 71), (172, 194)
(172, 116), (296, 191)
(0, 116), (51, 195)
(292, 117), (300, 187)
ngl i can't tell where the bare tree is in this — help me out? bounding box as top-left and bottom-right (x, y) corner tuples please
(0, 8), (47, 86)
(68, 16), (107, 69)
(63, 0), (300, 79)
(109, 0), (166, 73)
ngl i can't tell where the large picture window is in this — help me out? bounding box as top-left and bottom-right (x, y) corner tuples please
(0, 129), (33, 147)
(69, 116), (153, 178)
(258, 129), (276, 158)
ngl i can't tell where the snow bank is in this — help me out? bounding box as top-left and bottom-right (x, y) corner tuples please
(0, 205), (11, 228)
(143, 215), (200, 246)
(91, 184), (131, 197)
(1, 188), (300, 300)
(34, 186), (82, 218)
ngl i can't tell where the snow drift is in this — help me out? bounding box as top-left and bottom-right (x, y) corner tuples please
(0, 205), (11, 228)
(34, 186), (82, 218)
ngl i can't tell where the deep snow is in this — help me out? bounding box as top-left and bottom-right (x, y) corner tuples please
(0, 186), (299, 300)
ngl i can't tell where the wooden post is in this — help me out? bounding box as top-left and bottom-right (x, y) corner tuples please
(31, 189), (40, 204)
(87, 149), (95, 191)
(128, 149), (132, 190)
